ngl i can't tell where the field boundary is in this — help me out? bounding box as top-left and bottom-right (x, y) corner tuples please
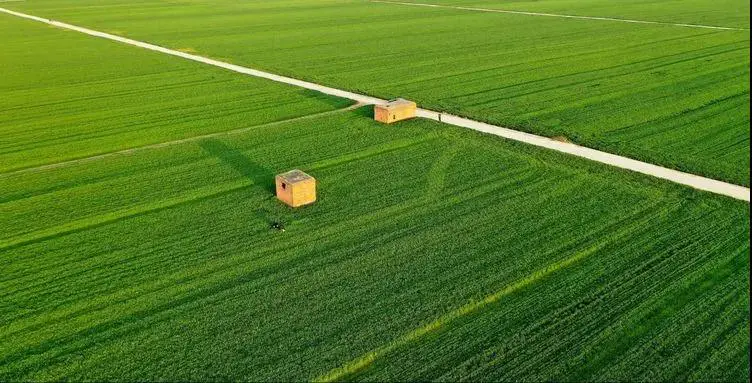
(0, 7), (749, 202)
(368, 0), (750, 31)
(0, 104), (361, 177)
(315, 199), (667, 382)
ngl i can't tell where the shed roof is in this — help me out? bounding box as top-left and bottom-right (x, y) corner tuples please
(379, 98), (416, 110)
(277, 169), (314, 184)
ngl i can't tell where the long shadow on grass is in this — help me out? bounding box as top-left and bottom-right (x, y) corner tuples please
(198, 139), (281, 227)
(199, 139), (275, 194)
(297, 89), (355, 109)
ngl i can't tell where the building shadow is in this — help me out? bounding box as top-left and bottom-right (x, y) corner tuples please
(199, 138), (276, 194)
(351, 104), (374, 118)
(297, 89), (355, 109)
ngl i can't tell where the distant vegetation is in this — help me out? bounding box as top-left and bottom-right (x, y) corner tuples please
(396, 0), (751, 28)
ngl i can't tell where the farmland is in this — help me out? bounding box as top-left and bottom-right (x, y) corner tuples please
(0, 15), (350, 173)
(394, 0), (751, 28)
(2, 102), (749, 381)
(2, 0), (749, 185)
(1, 1), (750, 382)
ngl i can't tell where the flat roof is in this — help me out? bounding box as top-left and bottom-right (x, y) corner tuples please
(378, 98), (416, 110)
(277, 169), (314, 183)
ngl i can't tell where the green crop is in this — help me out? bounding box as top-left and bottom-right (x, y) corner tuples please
(0, 3), (749, 382)
(2, 105), (748, 381)
(396, 0), (751, 28)
(2, 0), (749, 185)
(0, 16), (351, 173)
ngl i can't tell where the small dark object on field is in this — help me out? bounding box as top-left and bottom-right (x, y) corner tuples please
(271, 221), (285, 232)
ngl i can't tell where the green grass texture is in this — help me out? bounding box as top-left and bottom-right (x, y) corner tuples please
(3, 0), (749, 185)
(2, 106), (748, 380)
(0, 4), (749, 381)
(395, 0), (751, 28)
(0, 16), (351, 173)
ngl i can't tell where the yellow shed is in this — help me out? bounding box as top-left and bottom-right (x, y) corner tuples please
(374, 98), (417, 124)
(276, 169), (317, 207)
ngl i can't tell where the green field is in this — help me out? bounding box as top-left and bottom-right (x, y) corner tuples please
(397, 0), (751, 27)
(0, 1), (750, 382)
(2, 0), (750, 185)
(0, 15), (350, 173)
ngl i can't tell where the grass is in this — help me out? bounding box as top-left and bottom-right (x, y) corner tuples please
(2, 0), (749, 185)
(1, 105), (748, 381)
(343, 214), (749, 382)
(394, 0), (751, 28)
(0, 15), (351, 173)
(0, 3), (749, 382)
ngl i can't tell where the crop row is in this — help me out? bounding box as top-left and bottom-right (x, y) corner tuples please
(2, 108), (748, 381)
(3, 0), (749, 184)
(0, 16), (350, 173)
(393, 0), (751, 28)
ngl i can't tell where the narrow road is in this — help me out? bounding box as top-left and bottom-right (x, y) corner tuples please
(369, 0), (750, 31)
(0, 7), (749, 202)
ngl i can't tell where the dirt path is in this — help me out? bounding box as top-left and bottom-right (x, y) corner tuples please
(369, 0), (750, 31)
(0, 7), (748, 202)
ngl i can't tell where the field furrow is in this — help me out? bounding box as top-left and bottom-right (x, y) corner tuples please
(0, 2), (748, 381)
(3, 0), (747, 184)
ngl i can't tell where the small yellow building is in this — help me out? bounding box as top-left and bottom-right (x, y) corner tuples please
(275, 169), (317, 207)
(374, 98), (417, 124)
